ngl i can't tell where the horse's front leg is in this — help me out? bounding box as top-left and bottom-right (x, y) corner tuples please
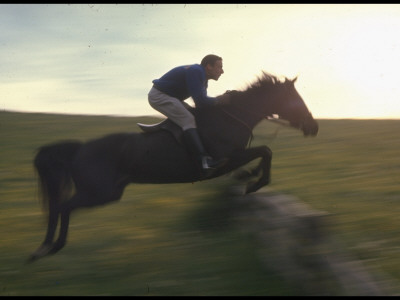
(227, 145), (272, 194)
(245, 146), (272, 194)
(233, 157), (265, 180)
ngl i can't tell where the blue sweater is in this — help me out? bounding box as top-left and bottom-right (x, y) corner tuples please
(152, 64), (217, 108)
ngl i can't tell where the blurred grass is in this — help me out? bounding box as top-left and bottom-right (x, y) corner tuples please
(1, 111), (400, 295)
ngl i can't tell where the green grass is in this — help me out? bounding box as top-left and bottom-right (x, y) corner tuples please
(1, 111), (400, 295)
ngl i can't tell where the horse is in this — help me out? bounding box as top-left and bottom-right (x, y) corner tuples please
(28, 72), (318, 262)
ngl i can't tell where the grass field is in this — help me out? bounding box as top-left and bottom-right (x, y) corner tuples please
(1, 110), (399, 295)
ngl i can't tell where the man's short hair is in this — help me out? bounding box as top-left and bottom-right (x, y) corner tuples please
(201, 54), (222, 67)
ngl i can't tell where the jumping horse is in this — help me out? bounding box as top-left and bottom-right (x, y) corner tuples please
(28, 72), (319, 262)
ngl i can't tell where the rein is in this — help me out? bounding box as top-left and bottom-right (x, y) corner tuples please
(221, 108), (254, 147)
(220, 103), (297, 146)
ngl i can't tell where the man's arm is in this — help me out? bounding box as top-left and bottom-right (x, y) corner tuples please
(185, 67), (217, 108)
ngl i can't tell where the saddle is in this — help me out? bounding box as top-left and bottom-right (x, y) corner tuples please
(137, 119), (184, 143)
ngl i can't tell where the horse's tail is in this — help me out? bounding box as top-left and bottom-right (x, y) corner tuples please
(34, 141), (82, 215)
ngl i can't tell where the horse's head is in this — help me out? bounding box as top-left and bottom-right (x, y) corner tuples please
(270, 76), (319, 137)
(219, 72), (318, 137)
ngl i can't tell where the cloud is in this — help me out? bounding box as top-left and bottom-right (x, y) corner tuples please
(1, 4), (400, 118)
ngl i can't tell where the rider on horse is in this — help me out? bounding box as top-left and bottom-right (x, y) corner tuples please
(148, 54), (230, 171)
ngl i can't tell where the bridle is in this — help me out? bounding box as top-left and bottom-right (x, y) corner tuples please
(219, 104), (289, 147)
(220, 101), (310, 146)
(220, 100), (296, 129)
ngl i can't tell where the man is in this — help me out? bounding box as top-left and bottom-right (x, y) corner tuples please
(148, 54), (230, 171)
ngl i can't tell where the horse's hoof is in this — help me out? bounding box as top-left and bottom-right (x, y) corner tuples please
(26, 244), (53, 263)
(245, 180), (270, 194)
(49, 241), (66, 255)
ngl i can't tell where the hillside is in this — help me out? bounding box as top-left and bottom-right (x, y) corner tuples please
(1, 111), (399, 295)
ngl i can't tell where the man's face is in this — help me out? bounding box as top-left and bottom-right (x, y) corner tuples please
(206, 59), (224, 81)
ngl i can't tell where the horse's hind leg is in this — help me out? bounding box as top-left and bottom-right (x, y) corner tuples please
(28, 193), (81, 261)
(49, 183), (126, 255)
(47, 192), (86, 255)
(27, 206), (60, 263)
(50, 210), (70, 254)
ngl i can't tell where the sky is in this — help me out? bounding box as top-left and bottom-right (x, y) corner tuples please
(1, 3), (400, 119)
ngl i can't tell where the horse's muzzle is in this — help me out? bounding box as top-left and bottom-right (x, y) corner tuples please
(302, 117), (319, 137)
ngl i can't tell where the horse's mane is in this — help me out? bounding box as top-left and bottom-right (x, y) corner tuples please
(243, 71), (288, 93)
(224, 72), (289, 105)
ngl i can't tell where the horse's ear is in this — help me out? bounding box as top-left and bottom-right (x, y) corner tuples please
(284, 76), (297, 85)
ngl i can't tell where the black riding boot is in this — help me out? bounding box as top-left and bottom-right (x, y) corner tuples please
(183, 128), (227, 170)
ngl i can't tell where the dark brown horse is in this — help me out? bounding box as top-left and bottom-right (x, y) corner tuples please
(29, 72), (318, 262)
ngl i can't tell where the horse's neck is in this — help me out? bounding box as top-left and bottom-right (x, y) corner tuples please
(225, 99), (266, 130)
(193, 107), (251, 158)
